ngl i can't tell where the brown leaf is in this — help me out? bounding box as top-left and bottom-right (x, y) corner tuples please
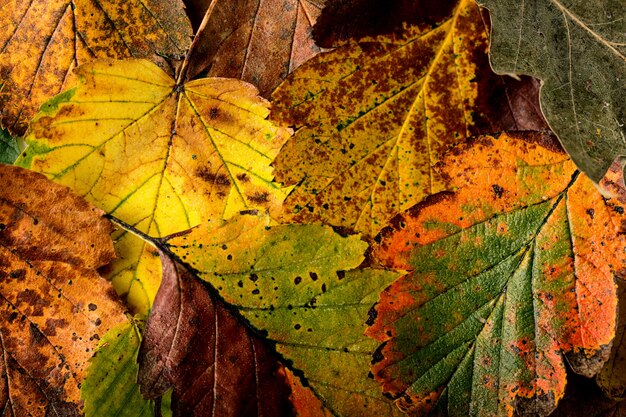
(182, 0), (326, 95)
(137, 252), (295, 417)
(0, 164), (126, 415)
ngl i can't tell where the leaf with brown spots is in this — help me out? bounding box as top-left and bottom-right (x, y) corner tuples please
(16, 59), (291, 314)
(181, 0), (327, 96)
(0, 0), (191, 135)
(367, 132), (624, 416)
(0, 164), (126, 416)
(163, 211), (403, 417)
(271, 0), (548, 237)
(137, 251), (295, 417)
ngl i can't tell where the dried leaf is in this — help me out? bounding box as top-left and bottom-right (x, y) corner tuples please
(137, 252), (294, 417)
(367, 132), (623, 416)
(598, 278), (626, 399)
(271, 0), (548, 237)
(0, 164), (126, 415)
(166, 212), (403, 416)
(183, 0), (326, 95)
(81, 318), (170, 417)
(17, 59), (291, 313)
(285, 369), (334, 417)
(0, 128), (19, 165)
(0, 0), (191, 135)
(476, 0), (625, 182)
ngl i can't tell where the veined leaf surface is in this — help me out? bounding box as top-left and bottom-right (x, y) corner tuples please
(368, 132), (623, 416)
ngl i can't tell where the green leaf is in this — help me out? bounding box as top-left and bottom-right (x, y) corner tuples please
(0, 128), (19, 164)
(476, 0), (625, 182)
(166, 212), (404, 417)
(81, 318), (170, 417)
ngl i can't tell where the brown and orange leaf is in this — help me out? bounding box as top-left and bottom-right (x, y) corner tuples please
(0, 164), (126, 415)
(367, 132), (624, 416)
(0, 0), (191, 135)
(137, 251), (294, 417)
(271, 0), (548, 237)
(182, 0), (326, 95)
(598, 280), (626, 400)
(17, 59), (291, 313)
(285, 369), (334, 417)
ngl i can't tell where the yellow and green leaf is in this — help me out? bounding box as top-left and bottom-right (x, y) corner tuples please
(17, 59), (291, 313)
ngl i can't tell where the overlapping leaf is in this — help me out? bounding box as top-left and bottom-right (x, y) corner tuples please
(165, 212), (403, 417)
(0, 128), (19, 165)
(182, 0), (326, 95)
(0, 164), (126, 415)
(477, 0), (625, 182)
(0, 0), (191, 135)
(138, 252), (294, 417)
(82, 318), (171, 417)
(367, 132), (624, 416)
(271, 0), (548, 236)
(17, 59), (291, 313)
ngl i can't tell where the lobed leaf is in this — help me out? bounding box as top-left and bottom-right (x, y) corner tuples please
(0, 0), (191, 135)
(271, 0), (548, 237)
(17, 59), (291, 313)
(0, 164), (126, 415)
(165, 212), (404, 416)
(476, 0), (625, 182)
(368, 132), (624, 416)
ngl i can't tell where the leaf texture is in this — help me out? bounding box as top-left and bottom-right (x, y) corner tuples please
(367, 132), (624, 416)
(17, 59), (291, 313)
(477, 0), (625, 182)
(0, 129), (19, 164)
(271, 0), (548, 237)
(0, 164), (126, 416)
(166, 212), (404, 417)
(183, 0), (326, 95)
(137, 252), (294, 417)
(82, 318), (167, 417)
(0, 0), (191, 135)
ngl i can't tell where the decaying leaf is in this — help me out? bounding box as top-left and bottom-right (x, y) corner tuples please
(598, 279), (626, 400)
(182, 0), (326, 95)
(367, 132), (624, 416)
(285, 368), (334, 417)
(477, 0), (625, 183)
(0, 164), (126, 415)
(0, 0), (191, 135)
(165, 212), (403, 416)
(0, 128), (19, 165)
(137, 252), (294, 417)
(272, 0), (548, 237)
(82, 318), (169, 417)
(17, 59), (291, 313)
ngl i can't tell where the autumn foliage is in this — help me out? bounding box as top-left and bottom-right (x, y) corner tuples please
(0, 0), (624, 416)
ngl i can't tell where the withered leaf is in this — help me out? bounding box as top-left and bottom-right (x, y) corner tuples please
(138, 251), (294, 417)
(165, 212), (403, 417)
(0, 0), (191, 135)
(0, 164), (126, 416)
(183, 0), (326, 95)
(17, 59), (291, 314)
(271, 0), (548, 237)
(368, 132), (624, 416)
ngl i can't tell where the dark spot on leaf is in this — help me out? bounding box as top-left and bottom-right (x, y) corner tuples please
(586, 208), (595, 219)
(88, 303), (97, 311)
(294, 276), (302, 285)
(309, 272), (318, 281)
(492, 184), (504, 198)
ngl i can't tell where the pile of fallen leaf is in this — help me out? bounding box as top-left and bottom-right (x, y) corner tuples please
(0, 0), (624, 416)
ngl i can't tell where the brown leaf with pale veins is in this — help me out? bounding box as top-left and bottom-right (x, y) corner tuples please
(182, 0), (325, 95)
(0, 164), (126, 416)
(0, 0), (191, 135)
(137, 252), (295, 417)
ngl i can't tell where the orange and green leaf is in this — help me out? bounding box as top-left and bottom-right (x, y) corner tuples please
(367, 132), (624, 416)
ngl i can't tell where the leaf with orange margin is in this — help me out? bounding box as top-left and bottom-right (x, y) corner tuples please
(182, 0), (326, 96)
(0, 164), (126, 416)
(16, 59), (291, 314)
(367, 132), (624, 416)
(0, 0), (191, 135)
(271, 0), (548, 237)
